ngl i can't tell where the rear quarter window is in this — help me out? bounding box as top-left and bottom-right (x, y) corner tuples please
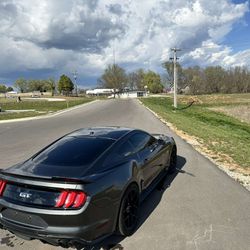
(129, 132), (151, 152)
(103, 141), (135, 166)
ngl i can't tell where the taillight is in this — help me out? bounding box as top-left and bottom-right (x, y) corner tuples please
(56, 191), (68, 207)
(64, 192), (77, 208)
(55, 190), (87, 209)
(0, 180), (7, 196)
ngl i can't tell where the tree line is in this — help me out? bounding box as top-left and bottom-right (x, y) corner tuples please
(13, 78), (56, 95)
(98, 64), (163, 94)
(2, 63), (250, 96)
(0, 84), (14, 93)
(163, 62), (250, 94)
(10, 75), (74, 96)
(99, 63), (250, 94)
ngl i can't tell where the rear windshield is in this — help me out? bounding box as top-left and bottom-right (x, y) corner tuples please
(33, 136), (114, 166)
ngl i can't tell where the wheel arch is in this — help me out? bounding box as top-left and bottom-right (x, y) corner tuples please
(114, 181), (140, 235)
(111, 160), (141, 233)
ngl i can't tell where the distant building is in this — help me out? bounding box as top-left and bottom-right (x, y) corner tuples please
(86, 88), (148, 98)
(6, 91), (18, 98)
(7, 91), (18, 94)
(119, 91), (148, 99)
(86, 89), (114, 96)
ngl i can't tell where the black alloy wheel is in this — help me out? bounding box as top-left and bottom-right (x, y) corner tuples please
(118, 183), (140, 236)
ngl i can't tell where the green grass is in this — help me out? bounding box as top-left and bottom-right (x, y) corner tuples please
(0, 97), (94, 120)
(0, 111), (42, 120)
(141, 96), (250, 169)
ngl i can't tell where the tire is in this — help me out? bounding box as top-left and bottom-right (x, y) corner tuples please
(168, 147), (177, 174)
(117, 183), (140, 236)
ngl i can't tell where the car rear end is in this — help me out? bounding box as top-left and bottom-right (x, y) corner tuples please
(0, 173), (107, 247)
(0, 128), (134, 246)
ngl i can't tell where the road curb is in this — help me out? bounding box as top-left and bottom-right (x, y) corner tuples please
(138, 99), (250, 191)
(0, 100), (99, 124)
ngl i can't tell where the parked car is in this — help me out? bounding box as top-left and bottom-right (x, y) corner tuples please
(0, 127), (177, 248)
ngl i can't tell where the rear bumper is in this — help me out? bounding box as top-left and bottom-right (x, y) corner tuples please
(0, 199), (116, 247)
(0, 212), (111, 247)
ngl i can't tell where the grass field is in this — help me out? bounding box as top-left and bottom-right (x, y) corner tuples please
(0, 96), (94, 120)
(141, 94), (250, 171)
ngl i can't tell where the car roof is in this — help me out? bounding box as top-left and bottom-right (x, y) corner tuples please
(68, 126), (134, 140)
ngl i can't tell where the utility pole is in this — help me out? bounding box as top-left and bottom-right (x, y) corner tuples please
(171, 48), (181, 108)
(72, 70), (78, 96)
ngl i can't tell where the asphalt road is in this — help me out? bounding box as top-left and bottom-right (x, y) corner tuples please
(0, 99), (249, 250)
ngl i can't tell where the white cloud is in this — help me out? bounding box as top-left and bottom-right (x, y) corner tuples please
(0, 0), (249, 84)
(182, 40), (250, 69)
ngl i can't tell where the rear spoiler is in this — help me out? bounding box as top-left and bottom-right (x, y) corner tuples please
(0, 167), (115, 184)
(0, 169), (91, 184)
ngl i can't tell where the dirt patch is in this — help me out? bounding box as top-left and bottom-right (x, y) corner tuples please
(210, 105), (250, 124)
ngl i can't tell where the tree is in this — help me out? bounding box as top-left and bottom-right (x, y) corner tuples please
(58, 75), (74, 95)
(28, 79), (42, 92)
(26, 79), (53, 93)
(127, 72), (137, 90)
(6, 86), (14, 92)
(0, 84), (7, 93)
(230, 67), (250, 93)
(182, 66), (205, 94)
(162, 61), (186, 89)
(203, 66), (226, 93)
(127, 69), (146, 90)
(99, 64), (127, 92)
(162, 61), (174, 86)
(46, 78), (56, 96)
(143, 70), (163, 93)
(14, 78), (28, 93)
(13, 78), (55, 93)
(162, 62), (250, 94)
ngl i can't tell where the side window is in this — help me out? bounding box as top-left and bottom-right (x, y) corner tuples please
(116, 141), (134, 157)
(129, 132), (151, 153)
(103, 141), (134, 166)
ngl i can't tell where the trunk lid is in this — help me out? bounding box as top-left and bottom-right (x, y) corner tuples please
(2, 182), (61, 208)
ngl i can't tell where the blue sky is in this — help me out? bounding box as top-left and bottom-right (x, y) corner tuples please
(225, 0), (250, 52)
(0, 0), (249, 89)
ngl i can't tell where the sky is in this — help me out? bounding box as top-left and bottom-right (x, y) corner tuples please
(0, 0), (249, 88)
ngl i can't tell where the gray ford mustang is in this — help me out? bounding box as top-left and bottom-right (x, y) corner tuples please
(0, 127), (177, 248)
